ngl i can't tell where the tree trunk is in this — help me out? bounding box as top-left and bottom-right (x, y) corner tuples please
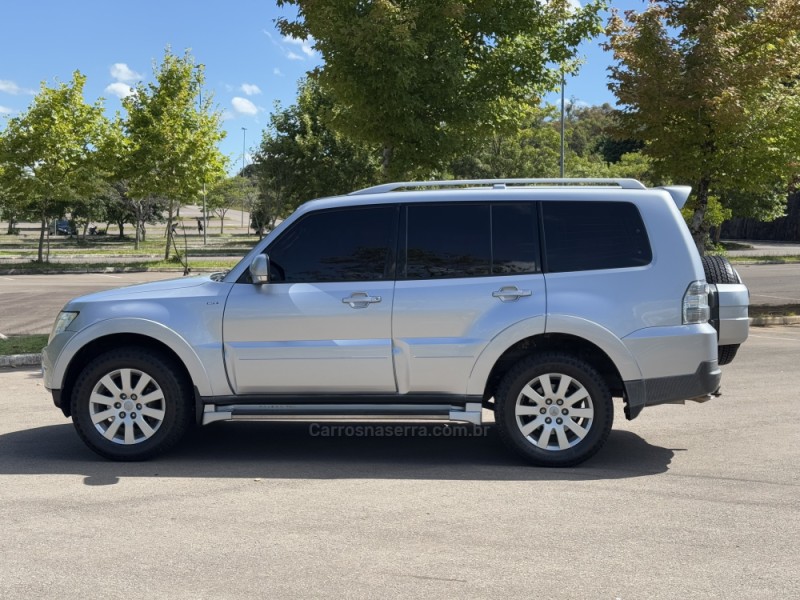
(7, 217), (15, 234)
(689, 177), (711, 256)
(164, 200), (175, 260)
(37, 214), (46, 263)
(381, 145), (393, 182)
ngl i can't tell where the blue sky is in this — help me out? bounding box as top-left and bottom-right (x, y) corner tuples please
(0, 0), (647, 172)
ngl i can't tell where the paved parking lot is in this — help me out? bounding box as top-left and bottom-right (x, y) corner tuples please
(1, 326), (798, 598)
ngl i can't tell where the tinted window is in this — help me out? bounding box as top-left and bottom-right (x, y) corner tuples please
(492, 203), (540, 275)
(406, 204), (490, 279)
(543, 201), (651, 272)
(267, 206), (395, 282)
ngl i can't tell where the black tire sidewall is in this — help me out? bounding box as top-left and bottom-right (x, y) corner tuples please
(495, 354), (613, 467)
(71, 349), (190, 460)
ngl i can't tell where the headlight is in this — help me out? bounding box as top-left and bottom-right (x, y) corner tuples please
(49, 311), (79, 342)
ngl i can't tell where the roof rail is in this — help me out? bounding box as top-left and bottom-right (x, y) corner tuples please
(349, 178), (647, 196)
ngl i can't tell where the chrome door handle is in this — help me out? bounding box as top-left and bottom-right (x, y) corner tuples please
(492, 286), (532, 302)
(342, 292), (382, 309)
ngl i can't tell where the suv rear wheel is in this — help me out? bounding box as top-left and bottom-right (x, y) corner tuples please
(71, 348), (192, 461)
(495, 353), (613, 467)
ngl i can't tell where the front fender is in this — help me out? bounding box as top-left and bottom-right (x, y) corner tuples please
(51, 318), (222, 397)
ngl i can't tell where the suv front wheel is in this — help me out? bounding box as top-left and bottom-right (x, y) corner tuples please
(71, 348), (192, 461)
(495, 353), (613, 467)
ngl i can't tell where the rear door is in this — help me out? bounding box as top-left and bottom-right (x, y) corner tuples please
(391, 202), (547, 394)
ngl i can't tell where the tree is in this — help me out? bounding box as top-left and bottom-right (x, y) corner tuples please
(277, 0), (605, 178)
(0, 72), (109, 261)
(450, 104), (561, 179)
(254, 78), (379, 219)
(115, 48), (226, 259)
(206, 176), (256, 234)
(606, 0), (800, 253)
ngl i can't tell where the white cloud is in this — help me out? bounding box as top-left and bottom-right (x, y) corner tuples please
(0, 80), (34, 95)
(264, 28), (317, 61)
(240, 83), (262, 96)
(105, 82), (135, 99)
(232, 97), (259, 116)
(282, 35), (316, 57)
(0, 105), (14, 114)
(273, 68), (284, 77)
(110, 63), (142, 83)
(221, 110), (235, 121)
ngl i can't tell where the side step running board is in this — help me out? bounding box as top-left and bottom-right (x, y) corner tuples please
(202, 402), (483, 426)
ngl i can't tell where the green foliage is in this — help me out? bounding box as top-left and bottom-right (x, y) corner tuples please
(449, 101), (653, 183)
(277, 0), (605, 178)
(450, 104), (561, 178)
(606, 0), (800, 252)
(114, 48), (227, 258)
(0, 71), (109, 261)
(253, 78), (379, 221)
(206, 176), (257, 233)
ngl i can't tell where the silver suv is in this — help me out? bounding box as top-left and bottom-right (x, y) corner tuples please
(42, 179), (750, 466)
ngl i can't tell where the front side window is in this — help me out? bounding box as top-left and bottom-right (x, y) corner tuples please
(543, 201), (652, 272)
(267, 206), (396, 282)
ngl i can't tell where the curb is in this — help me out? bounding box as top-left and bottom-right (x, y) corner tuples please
(0, 353), (42, 368)
(2, 315), (798, 370)
(0, 267), (226, 275)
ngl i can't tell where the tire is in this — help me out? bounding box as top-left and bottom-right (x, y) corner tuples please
(700, 255), (741, 365)
(495, 353), (613, 467)
(71, 348), (192, 461)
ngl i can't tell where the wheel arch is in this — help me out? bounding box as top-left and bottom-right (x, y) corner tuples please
(468, 316), (642, 403)
(479, 333), (626, 406)
(55, 321), (212, 417)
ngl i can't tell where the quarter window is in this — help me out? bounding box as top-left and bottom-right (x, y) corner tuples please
(543, 201), (652, 272)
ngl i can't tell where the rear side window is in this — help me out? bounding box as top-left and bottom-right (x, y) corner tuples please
(543, 201), (651, 272)
(404, 202), (540, 279)
(406, 204), (490, 279)
(492, 203), (540, 275)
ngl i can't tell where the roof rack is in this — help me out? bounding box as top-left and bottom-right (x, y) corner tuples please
(349, 178), (647, 196)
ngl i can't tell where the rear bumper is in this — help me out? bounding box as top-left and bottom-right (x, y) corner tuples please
(624, 360), (721, 419)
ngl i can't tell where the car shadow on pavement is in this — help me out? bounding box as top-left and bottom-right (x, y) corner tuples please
(0, 421), (680, 485)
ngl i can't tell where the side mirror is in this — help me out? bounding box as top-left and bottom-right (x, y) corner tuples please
(249, 254), (270, 284)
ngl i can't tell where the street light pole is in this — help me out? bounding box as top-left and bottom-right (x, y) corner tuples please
(241, 127), (247, 229)
(199, 83), (207, 244)
(560, 70), (566, 178)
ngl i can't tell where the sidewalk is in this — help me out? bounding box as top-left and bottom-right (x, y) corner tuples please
(725, 240), (800, 258)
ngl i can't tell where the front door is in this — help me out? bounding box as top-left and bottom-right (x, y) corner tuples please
(223, 205), (399, 394)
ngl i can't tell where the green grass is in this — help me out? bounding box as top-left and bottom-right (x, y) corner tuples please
(0, 258), (239, 273)
(729, 255), (800, 264)
(0, 334), (49, 356)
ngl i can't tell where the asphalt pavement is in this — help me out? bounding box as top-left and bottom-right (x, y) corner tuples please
(1, 325), (798, 598)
